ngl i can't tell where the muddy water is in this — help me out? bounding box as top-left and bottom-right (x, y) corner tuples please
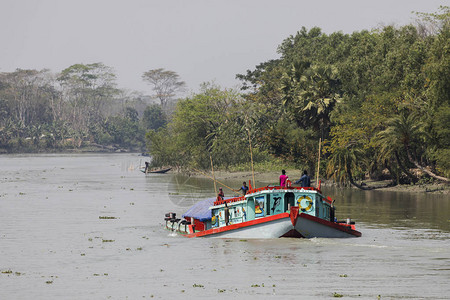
(1, 154), (449, 299)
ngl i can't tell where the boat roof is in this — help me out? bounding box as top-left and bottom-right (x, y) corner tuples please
(182, 197), (233, 222)
(212, 186), (330, 207)
(245, 186), (321, 198)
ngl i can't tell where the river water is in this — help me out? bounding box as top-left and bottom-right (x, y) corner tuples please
(1, 154), (449, 299)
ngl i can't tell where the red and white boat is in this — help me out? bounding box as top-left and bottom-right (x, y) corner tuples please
(165, 182), (361, 239)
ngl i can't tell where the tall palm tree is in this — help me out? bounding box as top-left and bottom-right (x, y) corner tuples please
(280, 64), (341, 133)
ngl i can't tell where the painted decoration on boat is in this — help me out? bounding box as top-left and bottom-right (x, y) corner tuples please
(298, 195), (314, 212)
(255, 196), (265, 217)
(271, 196), (283, 215)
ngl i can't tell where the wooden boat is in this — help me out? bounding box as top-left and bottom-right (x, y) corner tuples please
(140, 167), (171, 174)
(164, 181), (361, 238)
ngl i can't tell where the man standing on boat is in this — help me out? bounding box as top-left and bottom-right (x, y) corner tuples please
(217, 187), (224, 201)
(295, 170), (311, 187)
(279, 170), (289, 187)
(236, 181), (249, 195)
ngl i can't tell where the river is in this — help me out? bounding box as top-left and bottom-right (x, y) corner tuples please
(0, 153), (449, 299)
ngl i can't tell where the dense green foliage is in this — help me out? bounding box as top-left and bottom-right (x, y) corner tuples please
(147, 8), (449, 184)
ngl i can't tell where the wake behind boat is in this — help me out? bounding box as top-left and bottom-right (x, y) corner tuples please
(165, 181), (361, 239)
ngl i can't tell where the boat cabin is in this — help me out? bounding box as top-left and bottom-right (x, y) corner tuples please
(211, 186), (333, 228)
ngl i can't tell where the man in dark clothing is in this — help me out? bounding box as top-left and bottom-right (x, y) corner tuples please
(295, 170), (311, 187)
(237, 181), (249, 195)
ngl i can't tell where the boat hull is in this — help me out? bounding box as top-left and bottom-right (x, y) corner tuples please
(294, 213), (361, 238)
(140, 167), (171, 174)
(182, 213), (294, 239)
(177, 210), (361, 239)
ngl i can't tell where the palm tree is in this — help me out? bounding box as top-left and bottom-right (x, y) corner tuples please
(326, 142), (368, 189)
(281, 64), (341, 135)
(374, 121), (418, 184)
(378, 111), (449, 182)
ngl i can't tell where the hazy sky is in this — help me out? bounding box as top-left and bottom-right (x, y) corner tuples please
(0, 0), (447, 94)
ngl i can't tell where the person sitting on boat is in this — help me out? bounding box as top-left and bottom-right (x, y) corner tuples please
(235, 181), (249, 195)
(279, 170), (289, 187)
(217, 187), (224, 201)
(295, 170), (311, 187)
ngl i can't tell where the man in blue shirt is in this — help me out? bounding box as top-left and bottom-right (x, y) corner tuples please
(295, 170), (311, 187)
(236, 181), (249, 195)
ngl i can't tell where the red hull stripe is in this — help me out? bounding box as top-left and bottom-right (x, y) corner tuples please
(179, 213), (361, 238)
(299, 213), (362, 237)
(182, 213), (290, 238)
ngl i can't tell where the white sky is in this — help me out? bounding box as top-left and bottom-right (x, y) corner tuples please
(0, 0), (447, 95)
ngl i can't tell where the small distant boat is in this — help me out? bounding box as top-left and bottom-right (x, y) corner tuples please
(164, 181), (361, 239)
(140, 167), (171, 174)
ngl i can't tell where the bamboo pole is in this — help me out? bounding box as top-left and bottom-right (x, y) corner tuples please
(247, 128), (256, 189)
(316, 138), (321, 187)
(192, 167), (239, 195)
(210, 155), (217, 195)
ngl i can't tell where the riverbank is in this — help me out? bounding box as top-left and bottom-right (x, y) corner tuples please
(177, 169), (450, 195)
(0, 142), (144, 154)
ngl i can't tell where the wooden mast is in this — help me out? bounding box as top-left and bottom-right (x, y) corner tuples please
(210, 155), (217, 195)
(316, 138), (321, 188)
(247, 128), (256, 189)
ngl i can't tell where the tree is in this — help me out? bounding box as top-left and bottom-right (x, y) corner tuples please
(373, 115), (418, 184)
(281, 64), (341, 134)
(326, 142), (363, 187)
(142, 68), (186, 108)
(57, 63), (119, 147)
(142, 104), (167, 131)
(0, 69), (54, 127)
(378, 111), (449, 182)
(146, 85), (253, 170)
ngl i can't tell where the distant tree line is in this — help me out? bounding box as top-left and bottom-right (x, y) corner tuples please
(146, 7), (449, 186)
(0, 64), (180, 153)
